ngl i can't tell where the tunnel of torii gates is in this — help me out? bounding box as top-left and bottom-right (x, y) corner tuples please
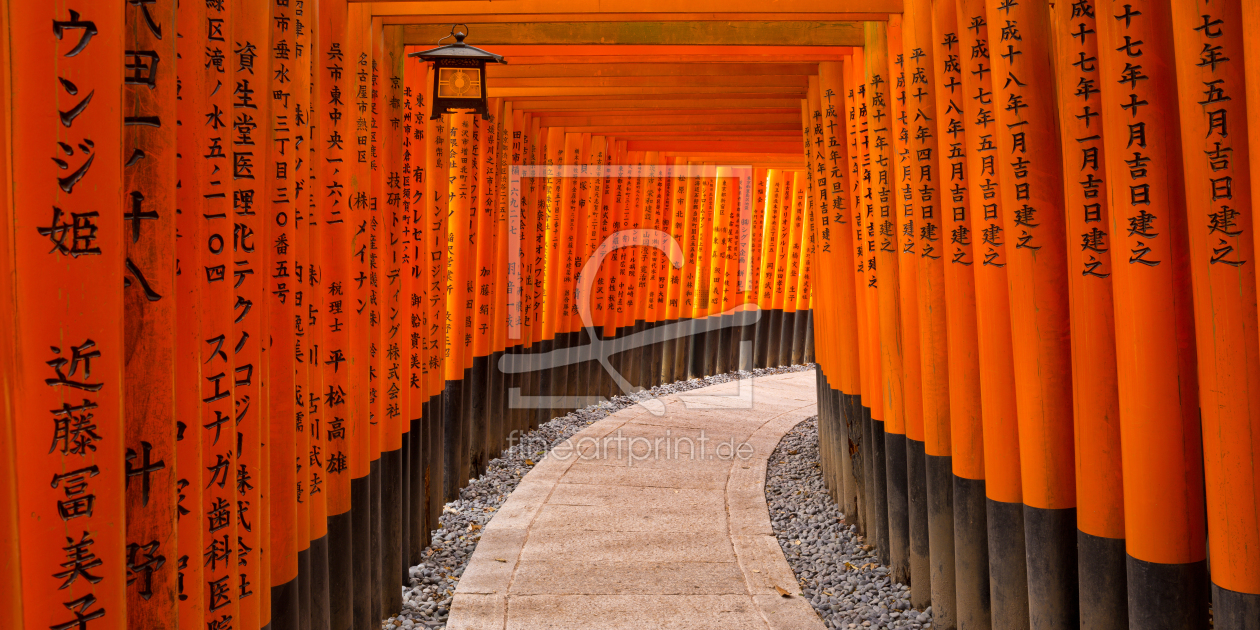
(7, 0), (1260, 629)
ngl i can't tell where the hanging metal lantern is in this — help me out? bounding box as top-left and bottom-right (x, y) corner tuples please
(408, 24), (506, 120)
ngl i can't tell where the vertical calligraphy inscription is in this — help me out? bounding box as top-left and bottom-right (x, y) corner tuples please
(122, 0), (178, 626)
(13, 4), (126, 630)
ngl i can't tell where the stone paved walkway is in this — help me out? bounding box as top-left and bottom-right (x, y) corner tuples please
(447, 370), (825, 630)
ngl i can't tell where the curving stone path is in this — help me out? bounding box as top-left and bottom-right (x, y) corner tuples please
(446, 370), (825, 630)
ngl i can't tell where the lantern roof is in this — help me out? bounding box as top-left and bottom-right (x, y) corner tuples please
(408, 27), (506, 64)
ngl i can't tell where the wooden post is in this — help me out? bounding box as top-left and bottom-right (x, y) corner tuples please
(0, 5), (21, 625)
(954, 0), (1030, 624)
(200, 0), (242, 627)
(175, 0), (208, 624)
(423, 75), (449, 542)
(819, 61), (863, 527)
(902, 0), (959, 623)
(984, 1), (1082, 625)
(231, 3), (271, 628)
(1094, 1), (1209, 626)
(267, 0), (301, 626)
(1169, 0), (1260, 622)
(9, 4), (127, 630)
(887, 14), (932, 607)
(868, 18), (913, 587)
(845, 51), (874, 537)
(932, 0), (990, 625)
(1046, 1), (1128, 627)
(444, 111), (473, 505)
(297, 9), (326, 630)
(316, 2), (355, 628)
(121, 0), (178, 626)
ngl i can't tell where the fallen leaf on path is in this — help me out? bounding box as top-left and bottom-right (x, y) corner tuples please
(775, 586), (791, 597)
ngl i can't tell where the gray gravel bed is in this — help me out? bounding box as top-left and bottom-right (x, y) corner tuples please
(767, 418), (933, 629)
(382, 363), (816, 629)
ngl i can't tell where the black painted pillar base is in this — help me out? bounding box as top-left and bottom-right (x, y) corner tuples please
(382, 448), (403, 613)
(1126, 556), (1208, 630)
(1212, 583), (1260, 630)
(271, 575), (299, 630)
(427, 392), (444, 543)
(953, 475), (991, 630)
(311, 534), (332, 630)
(885, 431), (911, 585)
(442, 378), (464, 503)
(371, 460), (383, 625)
(987, 498), (1030, 629)
(766, 309), (782, 367)
(778, 310), (795, 367)
(926, 454), (957, 630)
(1024, 505), (1078, 629)
(907, 438), (931, 608)
(328, 510), (354, 630)
(1077, 530), (1127, 630)
(871, 418), (890, 566)
(298, 547), (312, 630)
(468, 355), (490, 479)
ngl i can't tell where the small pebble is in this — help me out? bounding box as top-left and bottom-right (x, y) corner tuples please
(766, 417), (933, 629)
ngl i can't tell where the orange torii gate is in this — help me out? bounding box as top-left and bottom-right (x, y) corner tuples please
(1, 3), (1259, 630)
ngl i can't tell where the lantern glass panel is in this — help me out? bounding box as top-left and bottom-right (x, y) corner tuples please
(437, 67), (482, 99)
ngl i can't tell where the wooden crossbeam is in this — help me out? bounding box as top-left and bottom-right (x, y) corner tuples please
(491, 75), (809, 88)
(366, 0), (903, 15)
(487, 62), (818, 78)
(400, 21), (863, 46)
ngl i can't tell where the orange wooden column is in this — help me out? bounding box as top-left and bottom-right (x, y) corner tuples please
(121, 0), (178, 626)
(231, 3), (271, 627)
(845, 51), (874, 537)
(174, 0), (208, 623)
(819, 60), (862, 524)
(1047, 1), (1127, 626)
(782, 163), (804, 366)
(0, 4), (19, 621)
(868, 18), (913, 587)
(901, 0), (958, 622)
(743, 167), (766, 372)
(396, 39), (425, 560)
(200, 0), (242, 627)
(886, 14), (931, 607)
(9, 4), (126, 630)
(855, 38), (892, 565)
(444, 111), (473, 501)
(804, 81), (836, 495)
(470, 102), (501, 475)
(983, 0), (1081, 625)
(317, 2), (354, 628)
(954, 0), (1029, 624)
(491, 104), (514, 433)
(267, 0), (302, 626)
(774, 171), (797, 370)
(756, 169), (781, 368)
(307, 35), (333, 630)
(932, 0), (989, 625)
(342, 8), (375, 626)
(1095, 2), (1209, 626)
(293, 8), (322, 630)
(1169, 0), (1260, 621)
(666, 155), (689, 381)
(374, 18), (407, 621)
(423, 81), (449, 533)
